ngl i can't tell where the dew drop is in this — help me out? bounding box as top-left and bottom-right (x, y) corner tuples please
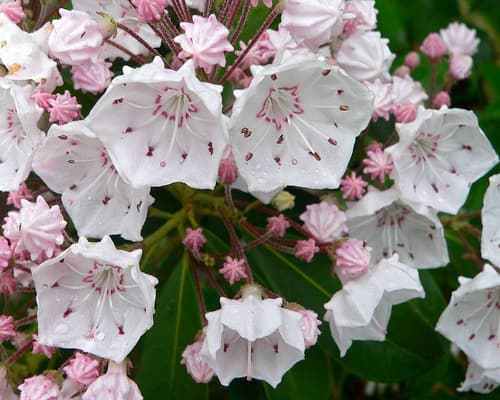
(96, 332), (105, 340)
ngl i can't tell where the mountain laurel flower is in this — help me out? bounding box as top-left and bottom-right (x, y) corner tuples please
(298, 309), (321, 348)
(71, 59), (113, 94)
(229, 56), (373, 192)
(386, 107), (498, 214)
(174, 14), (233, 73)
(7, 182), (32, 208)
(458, 359), (500, 394)
(300, 201), (348, 243)
(182, 336), (214, 383)
(33, 121), (154, 242)
(440, 22), (479, 56)
(267, 214), (290, 237)
(132, 0), (167, 22)
(420, 33), (447, 61)
(18, 375), (60, 400)
(218, 146), (238, 185)
(363, 79), (394, 121)
(183, 227), (207, 253)
(336, 31), (395, 82)
(0, 366), (17, 400)
(343, 0), (378, 34)
(48, 91), (81, 125)
(393, 102), (417, 123)
(63, 352), (100, 387)
(432, 91), (451, 108)
(404, 51), (420, 69)
(48, 9), (104, 66)
(86, 58), (228, 189)
(335, 238), (371, 283)
(32, 236), (158, 363)
(295, 239), (320, 263)
(32, 334), (56, 359)
(449, 54), (473, 80)
(346, 187), (449, 269)
(0, 315), (15, 342)
(236, 32), (275, 70)
(0, 237), (11, 269)
(362, 148), (394, 182)
(0, 0), (24, 24)
(340, 172), (368, 200)
(31, 90), (55, 112)
(219, 257), (247, 285)
(436, 264), (500, 370)
(391, 75), (428, 109)
(200, 285), (306, 388)
(481, 174), (500, 267)
(324, 254), (425, 356)
(82, 361), (143, 400)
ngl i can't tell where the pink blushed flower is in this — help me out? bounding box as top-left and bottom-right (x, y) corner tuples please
(32, 334), (56, 359)
(0, 0), (24, 24)
(7, 182), (32, 208)
(71, 59), (113, 94)
(394, 65), (410, 78)
(404, 51), (420, 69)
(420, 33), (447, 61)
(393, 102), (417, 123)
(298, 309), (321, 348)
(449, 54), (473, 80)
(48, 91), (81, 124)
(335, 238), (371, 283)
(218, 146), (238, 184)
(63, 352), (100, 387)
(0, 237), (11, 269)
(433, 91), (451, 108)
(0, 315), (15, 342)
(18, 375), (59, 400)
(183, 227), (207, 253)
(363, 149), (394, 183)
(236, 32), (275, 70)
(295, 239), (319, 263)
(440, 22), (479, 56)
(340, 172), (368, 200)
(132, 0), (167, 22)
(181, 337), (214, 383)
(267, 214), (290, 237)
(174, 14), (234, 73)
(219, 257), (247, 285)
(299, 202), (348, 243)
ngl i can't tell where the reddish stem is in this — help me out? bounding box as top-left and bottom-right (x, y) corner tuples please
(116, 22), (164, 60)
(189, 255), (208, 324)
(230, 0), (251, 45)
(7, 341), (33, 365)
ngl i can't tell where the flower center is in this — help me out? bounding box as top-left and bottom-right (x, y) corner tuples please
(0, 108), (25, 146)
(82, 261), (125, 295)
(256, 86), (304, 131)
(152, 86), (199, 128)
(408, 132), (440, 163)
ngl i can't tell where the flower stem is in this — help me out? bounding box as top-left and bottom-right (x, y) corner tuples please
(116, 22), (164, 60)
(189, 254), (207, 324)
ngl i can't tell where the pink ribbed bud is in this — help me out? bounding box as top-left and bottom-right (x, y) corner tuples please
(404, 51), (420, 69)
(393, 102), (417, 123)
(181, 337), (214, 383)
(335, 238), (371, 283)
(0, 315), (15, 342)
(71, 59), (113, 94)
(420, 33), (447, 61)
(7, 183), (32, 209)
(295, 239), (319, 263)
(32, 334), (56, 359)
(267, 214), (290, 237)
(48, 91), (81, 124)
(362, 149), (394, 183)
(0, 0), (24, 24)
(340, 172), (368, 200)
(0, 237), (11, 269)
(132, 0), (167, 22)
(394, 65), (410, 77)
(182, 227), (206, 253)
(433, 91), (451, 108)
(31, 90), (55, 112)
(449, 54), (472, 80)
(0, 272), (16, 294)
(63, 352), (100, 387)
(219, 257), (247, 285)
(218, 146), (238, 184)
(18, 375), (59, 400)
(298, 309), (321, 348)
(299, 202), (348, 243)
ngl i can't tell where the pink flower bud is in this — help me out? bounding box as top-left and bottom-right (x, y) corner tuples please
(298, 309), (321, 348)
(182, 227), (206, 253)
(362, 149), (394, 183)
(0, 315), (15, 342)
(181, 337), (214, 383)
(0, 237), (11, 269)
(335, 238), (371, 283)
(7, 183), (32, 209)
(218, 257), (247, 285)
(394, 65), (410, 78)
(420, 33), (447, 61)
(295, 239), (319, 263)
(63, 352), (100, 387)
(218, 146), (238, 184)
(32, 335), (56, 359)
(48, 91), (82, 125)
(0, 0), (24, 24)
(393, 102), (417, 123)
(31, 90), (55, 112)
(433, 91), (451, 108)
(404, 51), (420, 69)
(340, 172), (368, 200)
(18, 375), (59, 400)
(266, 214), (290, 237)
(449, 54), (473, 80)
(71, 59), (113, 94)
(132, 0), (167, 22)
(299, 202), (348, 243)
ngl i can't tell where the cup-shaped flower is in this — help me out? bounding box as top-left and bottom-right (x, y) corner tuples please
(436, 264), (500, 370)
(200, 285), (306, 388)
(346, 187), (449, 269)
(482, 174), (500, 267)
(229, 55), (373, 192)
(386, 107), (498, 214)
(86, 58), (227, 189)
(32, 236), (158, 363)
(33, 121), (153, 242)
(458, 359), (500, 394)
(440, 22), (479, 56)
(324, 254), (425, 356)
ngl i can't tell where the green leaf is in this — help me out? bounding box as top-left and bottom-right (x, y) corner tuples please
(137, 253), (207, 400)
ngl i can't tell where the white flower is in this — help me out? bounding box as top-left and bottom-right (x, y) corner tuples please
(436, 265), (500, 370)
(363, 79), (394, 121)
(32, 236), (158, 363)
(324, 254), (425, 356)
(33, 121), (153, 242)
(391, 75), (428, 107)
(86, 58), (228, 189)
(346, 187), (449, 269)
(386, 107), (498, 214)
(229, 55), (373, 192)
(482, 174), (500, 267)
(440, 22), (480, 56)
(458, 359), (500, 394)
(336, 31), (395, 82)
(0, 79), (43, 192)
(200, 285), (305, 388)
(0, 14), (62, 91)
